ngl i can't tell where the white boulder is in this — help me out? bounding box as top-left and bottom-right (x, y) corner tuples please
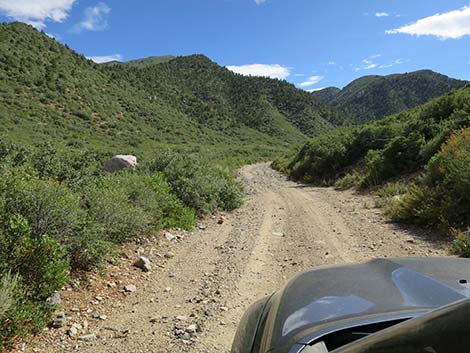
(103, 155), (137, 173)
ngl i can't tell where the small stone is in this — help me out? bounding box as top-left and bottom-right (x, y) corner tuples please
(68, 326), (78, 337)
(165, 232), (176, 241)
(46, 291), (61, 306)
(217, 216), (225, 224)
(164, 252), (175, 259)
(52, 312), (67, 328)
(220, 306), (228, 312)
(78, 334), (97, 341)
(272, 232), (285, 237)
(17, 343), (26, 351)
(134, 256), (151, 272)
(176, 315), (188, 322)
(186, 324), (198, 334)
(198, 224), (207, 230)
(164, 287), (172, 293)
(99, 315), (108, 321)
(124, 284), (137, 293)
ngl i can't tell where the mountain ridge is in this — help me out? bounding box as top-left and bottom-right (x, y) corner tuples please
(312, 69), (468, 122)
(0, 22), (344, 164)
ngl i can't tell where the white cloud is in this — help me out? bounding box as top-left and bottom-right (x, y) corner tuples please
(226, 64), (291, 80)
(306, 87), (326, 92)
(375, 12), (390, 17)
(255, 0), (266, 4)
(71, 2), (110, 33)
(0, 0), (77, 29)
(87, 54), (122, 63)
(386, 6), (470, 39)
(299, 75), (324, 87)
(327, 61), (336, 66)
(355, 56), (405, 71)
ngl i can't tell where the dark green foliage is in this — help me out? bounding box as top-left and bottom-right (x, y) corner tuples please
(312, 70), (467, 123)
(0, 142), (236, 349)
(105, 55), (176, 68)
(288, 129), (355, 183)
(278, 86), (470, 187)
(388, 127), (470, 228)
(0, 215), (69, 349)
(277, 86), (470, 249)
(362, 133), (425, 186)
(145, 153), (243, 215)
(0, 22), (347, 166)
(0, 168), (85, 239)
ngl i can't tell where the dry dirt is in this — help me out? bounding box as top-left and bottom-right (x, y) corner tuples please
(22, 163), (449, 353)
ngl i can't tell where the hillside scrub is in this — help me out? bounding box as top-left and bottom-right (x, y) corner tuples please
(0, 142), (241, 350)
(276, 86), (470, 186)
(0, 22), (351, 166)
(274, 86), (470, 253)
(387, 127), (470, 229)
(144, 152), (243, 215)
(312, 70), (467, 123)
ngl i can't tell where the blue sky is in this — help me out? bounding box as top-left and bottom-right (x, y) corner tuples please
(1, 0), (470, 90)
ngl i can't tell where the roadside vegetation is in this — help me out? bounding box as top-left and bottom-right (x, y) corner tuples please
(274, 86), (470, 254)
(0, 141), (242, 350)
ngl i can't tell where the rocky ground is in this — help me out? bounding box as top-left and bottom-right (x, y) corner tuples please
(18, 163), (450, 353)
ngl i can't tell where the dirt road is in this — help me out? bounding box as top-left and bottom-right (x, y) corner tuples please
(26, 163), (449, 353)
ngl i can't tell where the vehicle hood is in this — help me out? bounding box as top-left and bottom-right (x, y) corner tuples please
(259, 257), (470, 353)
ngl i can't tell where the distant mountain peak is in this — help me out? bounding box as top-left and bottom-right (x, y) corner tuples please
(312, 70), (468, 122)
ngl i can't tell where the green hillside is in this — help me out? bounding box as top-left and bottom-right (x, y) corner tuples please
(104, 55), (176, 67)
(312, 70), (467, 123)
(0, 22), (345, 166)
(275, 85), (470, 234)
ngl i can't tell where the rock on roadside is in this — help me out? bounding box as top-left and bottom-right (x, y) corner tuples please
(103, 155), (137, 173)
(133, 256), (151, 272)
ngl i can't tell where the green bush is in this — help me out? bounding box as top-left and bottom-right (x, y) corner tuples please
(289, 129), (355, 182)
(387, 128), (470, 228)
(362, 133), (424, 186)
(334, 173), (363, 190)
(0, 215), (68, 350)
(451, 229), (470, 258)
(83, 172), (195, 243)
(82, 176), (151, 243)
(146, 153), (242, 215)
(0, 168), (85, 239)
(386, 184), (439, 224)
(374, 182), (409, 208)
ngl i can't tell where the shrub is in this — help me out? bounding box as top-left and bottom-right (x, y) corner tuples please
(83, 172), (196, 243)
(82, 175), (152, 243)
(425, 127), (470, 225)
(146, 153), (242, 215)
(66, 225), (115, 271)
(0, 272), (21, 321)
(386, 184), (440, 224)
(334, 172), (363, 190)
(362, 133), (425, 186)
(288, 129), (355, 182)
(374, 181), (409, 208)
(0, 215), (68, 350)
(387, 127), (470, 227)
(451, 228), (470, 258)
(0, 168), (85, 240)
